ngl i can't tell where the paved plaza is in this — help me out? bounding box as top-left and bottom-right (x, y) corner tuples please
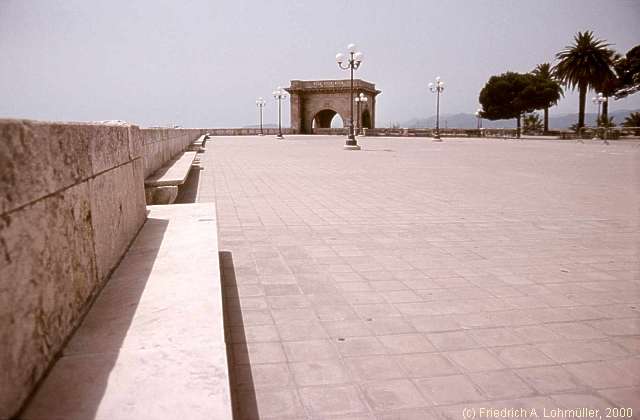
(191, 136), (639, 419)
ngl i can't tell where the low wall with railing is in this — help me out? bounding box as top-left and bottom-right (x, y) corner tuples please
(0, 119), (204, 419)
(308, 127), (640, 139)
(310, 127), (520, 138)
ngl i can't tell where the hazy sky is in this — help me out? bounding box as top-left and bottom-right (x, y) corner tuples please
(1, 0), (639, 128)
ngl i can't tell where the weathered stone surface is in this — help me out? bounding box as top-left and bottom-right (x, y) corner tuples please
(0, 182), (97, 419)
(0, 120), (139, 215)
(22, 203), (231, 420)
(89, 162), (146, 283)
(0, 120), (92, 214)
(83, 122), (132, 175)
(128, 125), (143, 160)
(140, 128), (203, 178)
(145, 185), (178, 205)
(1, 120), (209, 419)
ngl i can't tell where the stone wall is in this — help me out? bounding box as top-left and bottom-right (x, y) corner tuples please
(140, 128), (205, 179)
(311, 127), (521, 138)
(0, 119), (203, 419)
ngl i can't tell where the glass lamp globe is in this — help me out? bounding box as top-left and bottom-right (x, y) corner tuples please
(347, 43), (357, 53)
(335, 53), (344, 63)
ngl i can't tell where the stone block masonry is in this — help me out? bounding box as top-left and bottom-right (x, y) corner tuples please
(0, 119), (205, 419)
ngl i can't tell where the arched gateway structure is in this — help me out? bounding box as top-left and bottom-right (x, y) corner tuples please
(285, 79), (381, 134)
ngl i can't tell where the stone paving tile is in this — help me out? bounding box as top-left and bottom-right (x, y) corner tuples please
(414, 375), (485, 405)
(299, 384), (368, 417)
(468, 370), (536, 399)
(289, 359), (351, 386)
(360, 379), (428, 411)
(193, 136), (639, 418)
(514, 365), (587, 394)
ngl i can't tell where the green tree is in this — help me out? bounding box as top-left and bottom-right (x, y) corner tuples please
(554, 31), (615, 129)
(614, 45), (640, 99)
(596, 53), (622, 122)
(598, 115), (615, 128)
(479, 72), (560, 138)
(531, 63), (563, 132)
(622, 111), (640, 135)
(523, 113), (543, 134)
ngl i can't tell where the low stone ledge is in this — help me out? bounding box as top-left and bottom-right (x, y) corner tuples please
(21, 203), (232, 420)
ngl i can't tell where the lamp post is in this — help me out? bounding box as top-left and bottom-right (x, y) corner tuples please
(475, 108), (482, 130)
(592, 92), (607, 126)
(336, 43), (364, 150)
(354, 93), (368, 135)
(592, 92), (608, 143)
(256, 97), (266, 135)
(428, 76), (445, 141)
(273, 87), (287, 139)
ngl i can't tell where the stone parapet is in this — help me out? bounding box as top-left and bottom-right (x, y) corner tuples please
(140, 128), (205, 179)
(0, 119), (203, 419)
(289, 79), (377, 92)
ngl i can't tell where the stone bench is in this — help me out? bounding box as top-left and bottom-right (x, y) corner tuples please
(188, 134), (209, 152)
(21, 203), (233, 420)
(144, 151), (197, 204)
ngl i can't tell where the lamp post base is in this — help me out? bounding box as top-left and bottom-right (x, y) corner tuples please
(432, 136), (443, 142)
(344, 138), (360, 150)
(276, 134), (285, 140)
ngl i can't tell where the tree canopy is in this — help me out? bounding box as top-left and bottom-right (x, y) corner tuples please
(614, 45), (640, 99)
(478, 72), (561, 121)
(553, 31), (615, 128)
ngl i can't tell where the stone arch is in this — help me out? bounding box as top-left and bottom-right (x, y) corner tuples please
(286, 79), (381, 134)
(312, 109), (344, 130)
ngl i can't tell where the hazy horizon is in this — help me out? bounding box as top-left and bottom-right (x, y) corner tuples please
(1, 0), (639, 128)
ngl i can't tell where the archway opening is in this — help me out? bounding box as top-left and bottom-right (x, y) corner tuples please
(312, 109), (344, 129)
(361, 109), (372, 129)
(330, 114), (344, 128)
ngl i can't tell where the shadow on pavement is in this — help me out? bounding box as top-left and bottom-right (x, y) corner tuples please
(219, 250), (259, 420)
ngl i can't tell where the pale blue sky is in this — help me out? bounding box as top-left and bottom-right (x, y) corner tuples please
(1, 0), (639, 128)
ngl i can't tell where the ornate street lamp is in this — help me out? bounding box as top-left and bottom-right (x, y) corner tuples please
(592, 92), (608, 142)
(336, 43), (364, 150)
(273, 86), (287, 139)
(354, 93), (368, 135)
(475, 108), (483, 130)
(592, 92), (607, 126)
(428, 76), (445, 141)
(256, 97), (266, 135)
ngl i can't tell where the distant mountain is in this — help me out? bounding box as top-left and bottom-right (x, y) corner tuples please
(400, 109), (639, 129)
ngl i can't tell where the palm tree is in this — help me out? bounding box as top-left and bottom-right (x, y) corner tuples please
(554, 31), (615, 129)
(623, 111), (640, 135)
(523, 113), (543, 134)
(531, 63), (563, 132)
